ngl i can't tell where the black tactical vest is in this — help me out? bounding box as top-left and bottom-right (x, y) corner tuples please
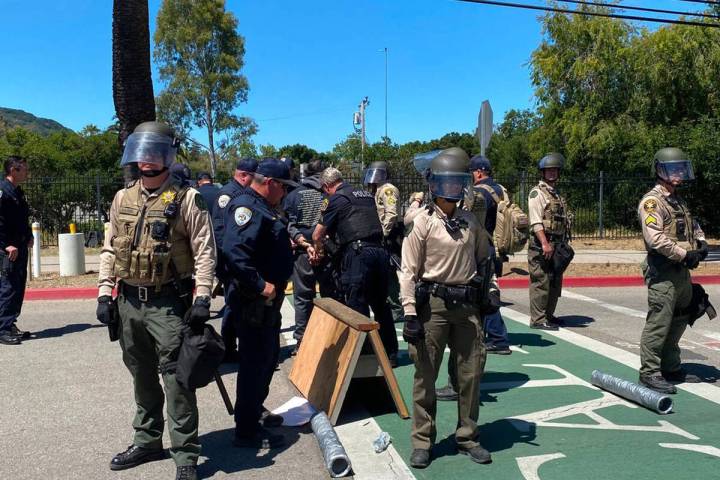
(334, 187), (383, 246)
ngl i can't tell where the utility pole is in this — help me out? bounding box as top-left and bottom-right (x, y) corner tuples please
(353, 96), (370, 168)
(382, 47), (388, 139)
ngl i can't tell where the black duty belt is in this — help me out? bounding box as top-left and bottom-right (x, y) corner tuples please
(347, 239), (382, 251)
(120, 279), (193, 302)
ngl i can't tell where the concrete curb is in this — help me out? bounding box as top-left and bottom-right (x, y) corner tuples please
(24, 274), (720, 301)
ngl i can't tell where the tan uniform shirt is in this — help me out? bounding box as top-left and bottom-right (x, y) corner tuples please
(375, 183), (400, 237)
(399, 204), (495, 316)
(98, 178), (216, 298)
(528, 180), (553, 233)
(638, 184), (705, 262)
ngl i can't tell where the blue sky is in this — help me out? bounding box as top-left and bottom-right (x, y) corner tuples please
(0, 0), (708, 153)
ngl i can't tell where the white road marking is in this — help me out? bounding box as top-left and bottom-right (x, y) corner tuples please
(659, 443), (720, 458)
(516, 453), (566, 480)
(500, 307), (720, 406)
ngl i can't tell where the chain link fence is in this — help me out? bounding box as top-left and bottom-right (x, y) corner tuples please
(25, 172), (654, 246)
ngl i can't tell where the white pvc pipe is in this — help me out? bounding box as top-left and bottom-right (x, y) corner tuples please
(32, 222), (41, 278)
(58, 233), (86, 277)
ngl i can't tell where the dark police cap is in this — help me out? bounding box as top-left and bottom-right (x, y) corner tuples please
(469, 155), (492, 172)
(257, 158), (299, 187)
(170, 162), (192, 179)
(236, 157), (258, 173)
(280, 156), (295, 169)
(197, 171), (212, 181)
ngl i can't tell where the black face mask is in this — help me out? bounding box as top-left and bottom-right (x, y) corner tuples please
(140, 167), (168, 178)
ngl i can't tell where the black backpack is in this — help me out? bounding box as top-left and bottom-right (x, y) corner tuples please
(175, 324), (225, 391)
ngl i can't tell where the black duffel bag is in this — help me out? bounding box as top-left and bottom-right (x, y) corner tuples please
(175, 323), (225, 391)
(552, 242), (575, 275)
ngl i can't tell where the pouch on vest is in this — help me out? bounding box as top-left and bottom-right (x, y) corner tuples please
(112, 236), (133, 278)
(478, 184), (529, 255)
(175, 324), (225, 391)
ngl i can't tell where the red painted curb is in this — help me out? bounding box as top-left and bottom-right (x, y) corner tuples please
(22, 274), (720, 300)
(499, 274), (720, 289)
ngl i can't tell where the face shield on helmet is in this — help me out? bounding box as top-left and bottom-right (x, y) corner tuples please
(363, 167), (388, 186)
(656, 160), (695, 183)
(428, 172), (471, 201)
(120, 132), (177, 168)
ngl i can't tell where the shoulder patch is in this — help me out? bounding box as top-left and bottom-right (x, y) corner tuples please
(234, 206), (253, 227)
(386, 192), (397, 206)
(320, 198), (329, 212)
(529, 190), (539, 199)
(217, 194), (231, 209)
(644, 213), (658, 226)
(194, 193), (208, 211)
(643, 198), (657, 213)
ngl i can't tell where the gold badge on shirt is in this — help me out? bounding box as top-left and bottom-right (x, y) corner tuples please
(161, 191), (176, 205)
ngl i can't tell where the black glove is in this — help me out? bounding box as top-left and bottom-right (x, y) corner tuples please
(684, 250), (702, 270)
(187, 296), (211, 333)
(697, 240), (709, 261)
(482, 288), (501, 315)
(402, 314), (424, 346)
(96, 295), (115, 325)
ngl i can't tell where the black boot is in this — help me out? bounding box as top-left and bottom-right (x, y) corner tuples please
(10, 324), (31, 339)
(109, 445), (165, 471)
(639, 373), (677, 394)
(176, 465), (198, 480)
(409, 448), (431, 468)
(530, 322), (559, 331)
(458, 444), (492, 464)
(0, 332), (21, 345)
(436, 385), (458, 401)
(260, 408), (284, 427)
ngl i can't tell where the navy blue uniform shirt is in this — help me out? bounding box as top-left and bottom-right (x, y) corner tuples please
(222, 188), (293, 294)
(319, 182), (353, 237)
(197, 183), (220, 216)
(474, 177), (504, 235)
(212, 180), (246, 280)
(0, 179), (31, 250)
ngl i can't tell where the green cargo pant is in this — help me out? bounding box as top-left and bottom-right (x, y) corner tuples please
(118, 289), (199, 466)
(408, 297), (486, 450)
(528, 247), (563, 325)
(639, 256), (692, 376)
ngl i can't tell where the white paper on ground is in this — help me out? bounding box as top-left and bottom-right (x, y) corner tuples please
(271, 396), (318, 426)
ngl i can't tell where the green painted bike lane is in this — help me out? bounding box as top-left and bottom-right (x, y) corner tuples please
(375, 312), (720, 480)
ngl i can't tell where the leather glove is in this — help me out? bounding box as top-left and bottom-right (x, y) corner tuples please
(96, 295), (115, 325)
(187, 296), (211, 333)
(402, 314), (424, 346)
(697, 240), (709, 260)
(684, 250), (702, 270)
(484, 288), (502, 314)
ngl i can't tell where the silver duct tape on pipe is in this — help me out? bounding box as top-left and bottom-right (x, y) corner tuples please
(591, 370), (673, 415)
(310, 412), (353, 477)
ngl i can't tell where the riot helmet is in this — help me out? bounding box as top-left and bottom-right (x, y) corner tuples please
(654, 147), (694, 183)
(538, 152), (565, 170)
(363, 161), (389, 186)
(427, 147), (471, 202)
(121, 121), (179, 169)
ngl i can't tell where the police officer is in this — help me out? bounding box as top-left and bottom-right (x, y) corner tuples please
(96, 122), (216, 480)
(637, 148), (707, 394)
(212, 158), (258, 362)
(400, 147), (497, 468)
(527, 153), (571, 330)
(283, 159), (338, 353)
(0, 156), (32, 345)
(364, 161), (404, 325)
(196, 171), (218, 215)
(170, 162), (193, 188)
(223, 158), (296, 449)
(312, 168), (399, 365)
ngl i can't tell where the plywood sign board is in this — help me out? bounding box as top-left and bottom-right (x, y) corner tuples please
(289, 298), (409, 424)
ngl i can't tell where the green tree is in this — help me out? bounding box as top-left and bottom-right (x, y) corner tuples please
(154, 0), (257, 178)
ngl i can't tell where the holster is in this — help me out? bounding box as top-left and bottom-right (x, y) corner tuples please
(0, 250), (12, 278)
(108, 301), (120, 342)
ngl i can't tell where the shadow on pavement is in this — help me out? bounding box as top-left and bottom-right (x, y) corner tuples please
(431, 419), (537, 460)
(683, 362), (720, 383)
(480, 372), (532, 404)
(31, 323), (104, 340)
(198, 426), (302, 477)
(508, 332), (556, 348)
(558, 315), (594, 328)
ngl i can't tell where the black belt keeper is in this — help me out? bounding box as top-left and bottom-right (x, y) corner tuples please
(121, 279), (194, 302)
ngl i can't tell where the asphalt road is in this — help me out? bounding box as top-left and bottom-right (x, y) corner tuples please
(501, 284), (720, 381)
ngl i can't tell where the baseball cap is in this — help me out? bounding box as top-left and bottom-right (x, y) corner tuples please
(257, 158), (299, 187)
(236, 158), (258, 173)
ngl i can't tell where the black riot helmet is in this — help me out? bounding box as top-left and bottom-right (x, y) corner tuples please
(427, 147), (471, 201)
(121, 121), (180, 169)
(538, 152), (565, 171)
(653, 147), (695, 184)
(363, 160), (390, 186)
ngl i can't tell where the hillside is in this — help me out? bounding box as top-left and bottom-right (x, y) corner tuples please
(0, 107), (71, 136)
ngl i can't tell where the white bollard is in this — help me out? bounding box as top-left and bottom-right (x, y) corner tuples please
(58, 233), (86, 277)
(32, 222), (41, 278)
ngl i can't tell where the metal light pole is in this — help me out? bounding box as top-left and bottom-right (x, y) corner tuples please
(354, 97), (370, 168)
(382, 47), (388, 139)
